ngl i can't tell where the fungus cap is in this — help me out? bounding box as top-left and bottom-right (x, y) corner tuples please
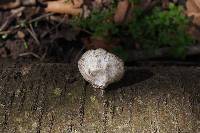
(78, 48), (124, 89)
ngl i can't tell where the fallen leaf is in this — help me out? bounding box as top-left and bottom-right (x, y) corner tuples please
(162, 0), (169, 9)
(73, 0), (83, 8)
(114, 0), (130, 24)
(44, 0), (82, 15)
(0, 0), (20, 10)
(186, 0), (200, 26)
(17, 31), (25, 39)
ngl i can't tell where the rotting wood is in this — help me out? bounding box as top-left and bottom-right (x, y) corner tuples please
(127, 44), (200, 61)
(0, 61), (199, 133)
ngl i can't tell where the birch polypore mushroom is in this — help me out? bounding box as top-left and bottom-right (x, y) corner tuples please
(78, 48), (124, 89)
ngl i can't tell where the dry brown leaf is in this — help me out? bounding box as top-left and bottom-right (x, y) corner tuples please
(0, 0), (37, 9)
(73, 0), (83, 8)
(114, 0), (130, 24)
(162, 0), (169, 9)
(17, 31), (25, 39)
(44, 0), (82, 15)
(186, 0), (200, 26)
(0, 0), (21, 9)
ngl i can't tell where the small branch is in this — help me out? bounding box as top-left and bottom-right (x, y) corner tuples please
(19, 52), (41, 59)
(127, 45), (200, 62)
(0, 31), (11, 35)
(27, 24), (40, 45)
(28, 13), (55, 24)
(40, 15), (68, 38)
(0, 7), (24, 31)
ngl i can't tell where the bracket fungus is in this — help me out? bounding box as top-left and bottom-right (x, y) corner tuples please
(78, 48), (124, 89)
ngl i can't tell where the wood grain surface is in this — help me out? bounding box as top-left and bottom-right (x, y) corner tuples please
(0, 61), (199, 133)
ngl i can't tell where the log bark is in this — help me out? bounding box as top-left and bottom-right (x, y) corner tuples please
(0, 61), (199, 132)
(127, 44), (200, 61)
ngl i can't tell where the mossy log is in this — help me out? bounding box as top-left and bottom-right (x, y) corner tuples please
(0, 61), (199, 133)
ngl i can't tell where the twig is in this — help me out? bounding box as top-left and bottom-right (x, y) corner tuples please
(0, 7), (24, 31)
(136, 60), (200, 66)
(28, 13), (55, 24)
(74, 46), (84, 63)
(27, 24), (40, 45)
(0, 31), (11, 35)
(41, 15), (68, 38)
(127, 44), (200, 62)
(40, 50), (47, 61)
(19, 52), (41, 59)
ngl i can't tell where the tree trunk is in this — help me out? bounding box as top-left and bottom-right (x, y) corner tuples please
(0, 61), (199, 132)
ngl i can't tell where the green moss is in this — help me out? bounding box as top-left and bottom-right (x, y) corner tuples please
(71, 2), (194, 59)
(128, 3), (194, 58)
(72, 9), (118, 39)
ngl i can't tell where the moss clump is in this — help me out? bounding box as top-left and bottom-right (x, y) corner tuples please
(71, 2), (194, 59)
(128, 3), (194, 58)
